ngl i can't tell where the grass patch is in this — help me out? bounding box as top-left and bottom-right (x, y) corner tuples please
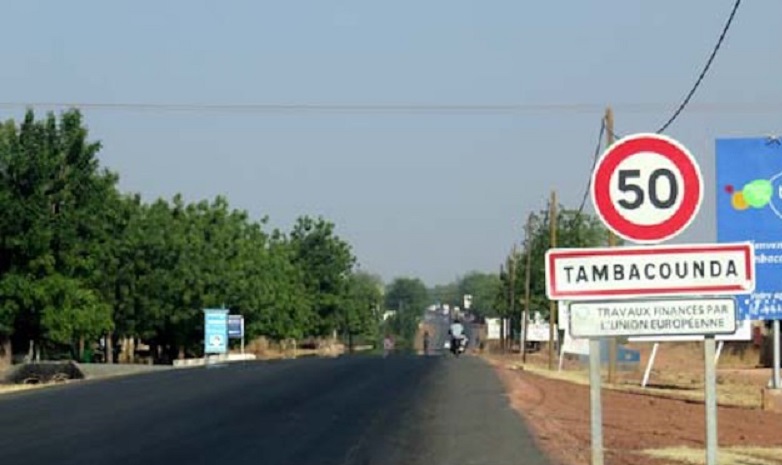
(641, 446), (782, 465)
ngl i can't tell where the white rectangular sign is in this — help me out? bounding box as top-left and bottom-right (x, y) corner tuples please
(568, 297), (738, 339)
(558, 302), (590, 356)
(545, 242), (755, 301)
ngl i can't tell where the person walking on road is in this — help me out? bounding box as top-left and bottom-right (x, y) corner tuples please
(383, 335), (395, 357)
(423, 331), (430, 355)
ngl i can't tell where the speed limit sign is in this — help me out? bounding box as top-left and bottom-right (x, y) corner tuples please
(590, 133), (703, 244)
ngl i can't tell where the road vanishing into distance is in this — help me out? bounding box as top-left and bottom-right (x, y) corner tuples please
(0, 319), (548, 465)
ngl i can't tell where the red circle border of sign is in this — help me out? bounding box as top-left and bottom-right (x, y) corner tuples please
(591, 133), (703, 243)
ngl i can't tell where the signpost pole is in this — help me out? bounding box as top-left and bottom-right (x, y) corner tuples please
(241, 317), (246, 356)
(589, 338), (604, 465)
(522, 214), (533, 363)
(548, 190), (557, 370)
(604, 107), (618, 385)
(508, 248), (517, 353)
(715, 340), (724, 365)
(704, 335), (718, 465)
(641, 342), (659, 388)
(774, 320), (781, 389)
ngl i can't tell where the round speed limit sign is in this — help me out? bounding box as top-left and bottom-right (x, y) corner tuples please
(590, 133), (703, 244)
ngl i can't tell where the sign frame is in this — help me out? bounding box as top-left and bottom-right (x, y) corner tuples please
(545, 242), (756, 301)
(591, 132), (703, 244)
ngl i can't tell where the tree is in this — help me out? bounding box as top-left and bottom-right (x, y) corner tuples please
(385, 277), (429, 348)
(515, 205), (617, 319)
(0, 109), (119, 363)
(288, 216), (356, 337)
(340, 271), (383, 351)
(458, 271), (502, 317)
(429, 282), (460, 309)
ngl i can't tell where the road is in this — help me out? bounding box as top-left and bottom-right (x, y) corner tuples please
(0, 355), (549, 465)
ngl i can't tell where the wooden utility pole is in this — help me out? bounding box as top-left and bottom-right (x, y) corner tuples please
(508, 246), (517, 353)
(500, 265), (510, 354)
(522, 213), (533, 363)
(605, 106), (618, 384)
(548, 190), (558, 370)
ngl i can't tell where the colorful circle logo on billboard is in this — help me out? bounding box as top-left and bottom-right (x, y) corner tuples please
(724, 173), (782, 220)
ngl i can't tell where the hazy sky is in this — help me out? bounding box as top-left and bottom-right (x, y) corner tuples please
(1, 0), (780, 286)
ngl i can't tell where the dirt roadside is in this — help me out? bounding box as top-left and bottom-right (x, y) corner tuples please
(484, 347), (782, 465)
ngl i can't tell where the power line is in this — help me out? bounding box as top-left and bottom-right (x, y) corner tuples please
(603, 0), (743, 140)
(577, 118), (606, 215)
(656, 0), (742, 133)
(2, 99), (781, 115)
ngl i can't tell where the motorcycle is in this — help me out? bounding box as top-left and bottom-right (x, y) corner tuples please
(450, 335), (467, 357)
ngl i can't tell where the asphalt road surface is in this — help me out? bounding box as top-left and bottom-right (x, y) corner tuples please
(0, 355), (549, 465)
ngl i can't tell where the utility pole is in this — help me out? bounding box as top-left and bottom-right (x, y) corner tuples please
(548, 190), (558, 370)
(605, 106), (618, 384)
(522, 213), (533, 363)
(499, 264), (506, 353)
(508, 246), (517, 353)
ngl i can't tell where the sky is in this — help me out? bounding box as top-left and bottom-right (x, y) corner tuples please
(1, 0), (780, 286)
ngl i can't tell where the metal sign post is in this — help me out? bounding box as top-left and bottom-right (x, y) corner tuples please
(704, 335), (718, 465)
(774, 320), (781, 388)
(588, 338), (604, 465)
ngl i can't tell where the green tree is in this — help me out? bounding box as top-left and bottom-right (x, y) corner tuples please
(429, 282), (460, 309)
(0, 109), (118, 363)
(385, 277), (429, 348)
(340, 271), (383, 351)
(515, 205), (617, 319)
(288, 216), (356, 337)
(458, 271), (502, 317)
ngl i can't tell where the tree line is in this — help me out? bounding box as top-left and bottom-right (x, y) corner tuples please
(0, 109), (616, 365)
(0, 110), (389, 365)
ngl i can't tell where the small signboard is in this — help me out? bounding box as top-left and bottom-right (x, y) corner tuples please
(203, 309), (229, 354)
(227, 315), (244, 339)
(568, 297), (738, 339)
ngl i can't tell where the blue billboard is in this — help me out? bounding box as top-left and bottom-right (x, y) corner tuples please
(204, 309), (229, 354)
(227, 314), (244, 339)
(716, 137), (782, 320)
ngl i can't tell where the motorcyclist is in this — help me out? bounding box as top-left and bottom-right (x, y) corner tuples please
(448, 317), (467, 352)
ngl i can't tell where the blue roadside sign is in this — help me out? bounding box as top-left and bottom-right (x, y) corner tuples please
(227, 314), (244, 339)
(203, 309), (229, 354)
(716, 137), (782, 320)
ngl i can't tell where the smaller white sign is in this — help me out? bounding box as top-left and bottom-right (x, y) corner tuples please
(526, 322), (557, 342)
(486, 318), (501, 340)
(569, 297), (738, 338)
(559, 302), (589, 356)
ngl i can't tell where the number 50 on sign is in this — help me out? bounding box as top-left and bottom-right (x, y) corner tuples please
(591, 133), (703, 244)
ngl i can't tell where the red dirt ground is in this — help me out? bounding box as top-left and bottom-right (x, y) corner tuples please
(485, 342), (782, 465)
